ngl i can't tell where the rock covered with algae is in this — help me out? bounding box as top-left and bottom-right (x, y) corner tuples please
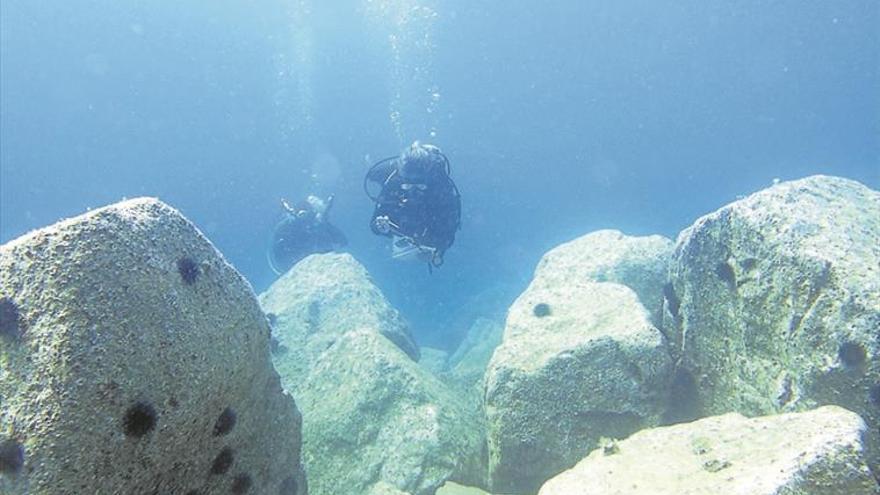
(484, 231), (674, 494)
(261, 253), (484, 495)
(665, 175), (880, 467)
(0, 198), (306, 495)
(538, 406), (878, 495)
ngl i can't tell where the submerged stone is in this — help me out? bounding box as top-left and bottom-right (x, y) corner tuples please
(667, 175), (880, 469)
(539, 406), (877, 495)
(0, 198), (306, 494)
(485, 262), (672, 493)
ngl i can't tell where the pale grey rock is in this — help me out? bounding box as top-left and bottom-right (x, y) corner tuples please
(436, 481), (494, 494)
(297, 329), (484, 495)
(533, 229), (673, 323)
(261, 253), (488, 494)
(539, 406), (878, 495)
(666, 175), (880, 468)
(0, 198), (305, 495)
(482, 230), (677, 493)
(484, 277), (672, 494)
(260, 252), (420, 392)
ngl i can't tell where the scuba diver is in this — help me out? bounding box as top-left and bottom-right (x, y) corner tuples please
(364, 141), (461, 269)
(267, 194), (348, 275)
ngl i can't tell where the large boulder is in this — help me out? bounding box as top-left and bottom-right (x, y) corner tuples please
(539, 406), (878, 495)
(666, 176), (879, 465)
(259, 252), (420, 390)
(533, 229), (673, 323)
(294, 329), (484, 495)
(485, 259), (673, 493)
(261, 253), (485, 494)
(0, 198), (306, 494)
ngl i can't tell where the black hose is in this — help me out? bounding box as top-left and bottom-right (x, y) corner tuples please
(363, 156), (398, 202)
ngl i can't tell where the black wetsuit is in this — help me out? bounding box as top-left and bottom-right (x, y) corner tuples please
(367, 159), (461, 260)
(270, 207), (347, 273)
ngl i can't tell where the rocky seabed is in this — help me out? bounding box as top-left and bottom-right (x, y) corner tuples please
(2, 175), (878, 494)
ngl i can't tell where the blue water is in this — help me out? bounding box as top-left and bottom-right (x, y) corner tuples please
(2, 1), (878, 350)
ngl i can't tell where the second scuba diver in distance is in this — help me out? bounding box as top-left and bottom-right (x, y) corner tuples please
(267, 194), (348, 275)
(364, 141), (462, 270)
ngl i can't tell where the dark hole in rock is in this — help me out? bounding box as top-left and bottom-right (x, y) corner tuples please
(838, 341), (866, 368)
(279, 477), (298, 495)
(213, 408), (237, 436)
(0, 297), (22, 340)
(533, 303), (551, 318)
(714, 261), (736, 289)
(662, 367), (701, 425)
(123, 402), (157, 438)
(211, 447), (234, 475)
(663, 283), (680, 318)
(869, 384), (880, 407)
(0, 439), (24, 474)
(266, 312), (277, 327)
(231, 473), (252, 494)
(177, 257), (200, 285)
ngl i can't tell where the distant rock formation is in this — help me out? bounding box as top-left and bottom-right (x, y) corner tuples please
(539, 406), (877, 494)
(262, 253), (483, 495)
(665, 175), (879, 467)
(0, 198), (306, 495)
(418, 347), (450, 375)
(447, 317), (504, 388)
(484, 231), (674, 494)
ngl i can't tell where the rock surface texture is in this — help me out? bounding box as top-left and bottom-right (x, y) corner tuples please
(436, 481), (494, 494)
(539, 406), (878, 495)
(294, 330), (483, 495)
(260, 252), (419, 389)
(533, 229), (673, 323)
(484, 230), (674, 494)
(666, 176), (880, 467)
(0, 198), (306, 495)
(262, 253), (483, 495)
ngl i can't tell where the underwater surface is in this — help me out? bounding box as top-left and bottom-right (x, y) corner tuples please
(1, 0), (878, 349)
